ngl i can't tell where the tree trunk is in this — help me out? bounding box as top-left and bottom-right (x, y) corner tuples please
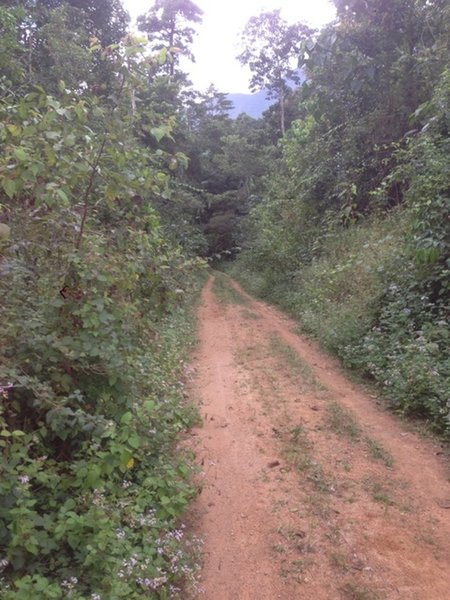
(279, 89), (285, 136)
(168, 18), (175, 77)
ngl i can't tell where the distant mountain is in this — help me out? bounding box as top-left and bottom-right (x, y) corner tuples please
(226, 90), (274, 119)
(226, 71), (305, 119)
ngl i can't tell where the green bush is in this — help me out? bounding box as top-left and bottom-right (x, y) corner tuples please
(233, 207), (449, 435)
(232, 67), (450, 436)
(0, 35), (206, 599)
(1, 222), (205, 597)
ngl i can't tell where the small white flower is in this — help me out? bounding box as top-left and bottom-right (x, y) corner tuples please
(0, 558), (9, 572)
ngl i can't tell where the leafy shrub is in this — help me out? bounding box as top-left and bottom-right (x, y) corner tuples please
(347, 282), (449, 426)
(232, 63), (450, 436)
(233, 208), (449, 435)
(0, 35), (206, 598)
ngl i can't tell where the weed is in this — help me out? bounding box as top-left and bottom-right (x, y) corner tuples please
(282, 425), (313, 472)
(272, 499), (289, 512)
(337, 458), (352, 472)
(234, 344), (266, 365)
(290, 424), (306, 442)
(291, 558), (310, 573)
(325, 402), (361, 441)
(415, 532), (438, 547)
(294, 453), (313, 473)
(307, 463), (334, 493)
(340, 581), (380, 600)
(326, 525), (341, 543)
(280, 558), (314, 582)
(367, 480), (394, 508)
(276, 525), (298, 541)
(365, 438), (394, 467)
(260, 470), (270, 483)
(330, 551), (350, 572)
(268, 333), (327, 393)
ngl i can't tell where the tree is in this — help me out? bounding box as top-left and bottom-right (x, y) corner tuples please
(0, 19), (208, 594)
(181, 85), (234, 191)
(299, 0), (450, 213)
(0, 6), (26, 85)
(229, 0), (450, 433)
(0, 0), (129, 45)
(238, 10), (312, 135)
(0, 0), (129, 90)
(138, 0), (202, 76)
(176, 86), (273, 257)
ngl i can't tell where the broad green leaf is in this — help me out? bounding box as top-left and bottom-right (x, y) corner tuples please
(144, 400), (155, 412)
(6, 124), (21, 136)
(120, 412), (133, 425)
(64, 134), (76, 146)
(56, 189), (70, 204)
(45, 131), (60, 140)
(158, 48), (168, 65)
(150, 127), (166, 142)
(0, 223), (10, 240)
(3, 179), (16, 198)
(14, 147), (27, 162)
(128, 434), (140, 450)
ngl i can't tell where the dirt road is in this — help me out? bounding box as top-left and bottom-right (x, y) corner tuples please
(186, 274), (450, 600)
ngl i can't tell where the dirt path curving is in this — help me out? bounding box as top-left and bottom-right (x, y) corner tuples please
(186, 274), (450, 600)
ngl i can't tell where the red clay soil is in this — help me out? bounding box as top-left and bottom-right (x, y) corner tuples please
(185, 275), (450, 600)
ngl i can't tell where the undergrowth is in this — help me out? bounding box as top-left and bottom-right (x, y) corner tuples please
(0, 270), (205, 599)
(0, 48), (208, 596)
(229, 209), (450, 436)
(228, 68), (450, 437)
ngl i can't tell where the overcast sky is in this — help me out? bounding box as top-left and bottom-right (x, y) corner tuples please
(124, 0), (336, 93)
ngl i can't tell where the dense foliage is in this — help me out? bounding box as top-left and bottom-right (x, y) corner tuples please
(237, 10), (312, 135)
(138, 0), (203, 76)
(230, 0), (450, 434)
(0, 2), (206, 598)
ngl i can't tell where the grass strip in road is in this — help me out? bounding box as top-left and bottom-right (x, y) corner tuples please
(324, 403), (394, 467)
(268, 333), (327, 394)
(340, 581), (381, 600)
(365, 437), (394, 468)
(212, 272), (249, 306)
(325, 402), (361, 441)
